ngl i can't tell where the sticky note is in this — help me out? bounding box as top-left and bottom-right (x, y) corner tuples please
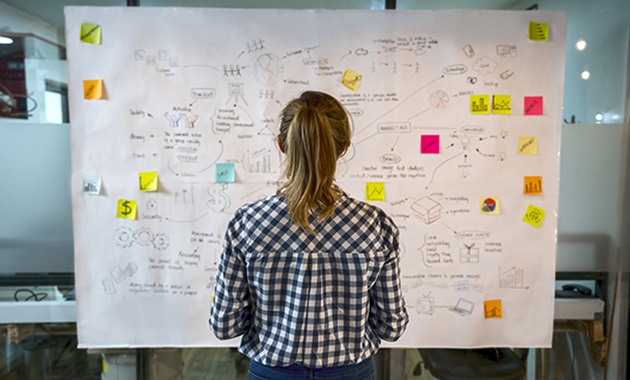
(216, 163), (236, 183)
(484, 300), (503, 319)
(83, 80), (103, 100)
(80, 23), (102, 44)
(116, 199), (137, 219)
(524, 96), (543, 116)
(524, 176), (543, 195)
(518, 136), (538, 155)
(470, 95), (490, 114)
(139, 171), (158, 191)
(480, 196), (499, 215)
(366, 182), (385, 201)
(492, 95), (511, 114)
(83, 175), (102, 195)
(420, 135), (440, 154)
(529, 22), (549, 42)
(522, 204), (546, 228)
(341, 68), (362, 92)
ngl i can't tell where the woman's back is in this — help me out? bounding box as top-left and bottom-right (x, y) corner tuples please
(211, 190), (407, 367)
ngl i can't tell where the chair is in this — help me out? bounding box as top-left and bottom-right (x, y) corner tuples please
(415, 348), (528, 380)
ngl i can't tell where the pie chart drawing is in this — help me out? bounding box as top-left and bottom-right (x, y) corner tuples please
(481, 197), (497, 213)
(430, 90), (449, 108)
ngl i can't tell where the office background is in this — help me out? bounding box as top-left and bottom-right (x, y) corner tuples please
(0, 0), (628, 379)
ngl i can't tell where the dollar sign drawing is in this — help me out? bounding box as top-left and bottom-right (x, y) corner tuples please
(121, 201), (133, 216)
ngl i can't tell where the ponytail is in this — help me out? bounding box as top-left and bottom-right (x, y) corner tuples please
(277, 91), (351, 233)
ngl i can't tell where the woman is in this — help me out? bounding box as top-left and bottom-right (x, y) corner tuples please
(210, 91), (408, 380)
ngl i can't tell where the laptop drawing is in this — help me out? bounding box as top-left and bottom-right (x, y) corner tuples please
(449, 298), (474, 316)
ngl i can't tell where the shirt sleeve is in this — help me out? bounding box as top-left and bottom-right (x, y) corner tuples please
(368, 213), (409, 342)
(209, 210), (252, 339)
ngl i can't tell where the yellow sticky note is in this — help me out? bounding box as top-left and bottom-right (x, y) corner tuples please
(524, 176), (543, 195)
(484, 299), (503, 319)
(492, 95), (511, 114)
(366, 182), (385, 201)
(83, 80), (103, 100)
(80, 23), (102, 44)
(518, 136), (538, 155)
(470, 95), (490, 114)
(139, 171), (158, 192)
(529, 22), (549, 42)
(480, 196), (499, 215)
(116, 199), (137, 219)
(341, 69), (362, 92)
(102, 359), (108, 373)
(522, 204), (546, 228)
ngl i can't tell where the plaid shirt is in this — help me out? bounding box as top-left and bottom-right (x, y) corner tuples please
(209, 189), (408, 368)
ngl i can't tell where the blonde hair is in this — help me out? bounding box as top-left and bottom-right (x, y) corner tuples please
(277, 91), (351, 233)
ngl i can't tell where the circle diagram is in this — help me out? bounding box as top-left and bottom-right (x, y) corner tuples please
(429, 90), (449, 108)
(253, 54), (283, 85)
(481, 197), (497, 213)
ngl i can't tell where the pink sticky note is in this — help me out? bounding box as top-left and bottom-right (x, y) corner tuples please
(421, 135), (440, 154)
(524, 96), (543, 116)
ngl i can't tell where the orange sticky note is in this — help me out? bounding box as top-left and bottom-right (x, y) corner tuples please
(524, 176), (543, 195)
(470, 95), (490, 114)
(522, 204), (546, 228)
(366, 182), (385, 201)
(341, 69), (362, 92)
(116, 199), (137, 219)
(484, 299), (503, 319)
(83, 79), (103, 100)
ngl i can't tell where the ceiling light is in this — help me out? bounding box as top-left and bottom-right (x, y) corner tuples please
(581, 70), (590, 80)
(575, 39), (587, 51)
(0, 36), (14, 44)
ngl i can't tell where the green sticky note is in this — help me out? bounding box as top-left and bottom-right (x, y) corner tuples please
(522, 204), (546, 228)
(80, 23), (102, 44)
(366, 182), (385, 201)
(116, 199), (137, 219)
(529, 22), (549, 42)
(139, 172), (158, 192)
(216, 163), (235, 183)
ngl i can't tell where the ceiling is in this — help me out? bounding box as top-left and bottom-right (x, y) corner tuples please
(1, 0), (528, 29)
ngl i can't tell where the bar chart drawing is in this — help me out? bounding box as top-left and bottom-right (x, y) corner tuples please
(242, 149), (272, 173)
(499, 266), (529, 289)
(524, 176), (543, 194)
(471, 97), (488, 113)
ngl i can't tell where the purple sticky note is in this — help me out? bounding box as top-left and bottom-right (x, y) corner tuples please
(421, 135), (440, 154)
(524, 96), (543, 116)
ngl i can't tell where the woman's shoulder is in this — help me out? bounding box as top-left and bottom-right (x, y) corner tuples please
(232, 194), (286, 220)
(338, 191), (398, 230)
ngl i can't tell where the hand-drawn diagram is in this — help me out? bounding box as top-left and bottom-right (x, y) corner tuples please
(412, 197), (443, 224)
(114, 227), (170, 250)
(67, 8), (564, 348)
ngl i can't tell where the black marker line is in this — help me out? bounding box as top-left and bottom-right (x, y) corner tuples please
(355, 75), (445, 137)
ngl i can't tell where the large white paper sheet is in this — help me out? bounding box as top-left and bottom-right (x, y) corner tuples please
(65, 7), (566, 348)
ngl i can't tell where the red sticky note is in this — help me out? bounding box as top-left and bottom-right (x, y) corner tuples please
(524, 96), (543, 116)
(421, 135), (440, 154)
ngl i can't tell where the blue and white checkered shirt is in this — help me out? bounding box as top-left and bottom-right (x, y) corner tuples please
(209, 189), (408, 368)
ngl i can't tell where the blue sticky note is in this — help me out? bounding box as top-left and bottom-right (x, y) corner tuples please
(216, 163), (235, 183)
